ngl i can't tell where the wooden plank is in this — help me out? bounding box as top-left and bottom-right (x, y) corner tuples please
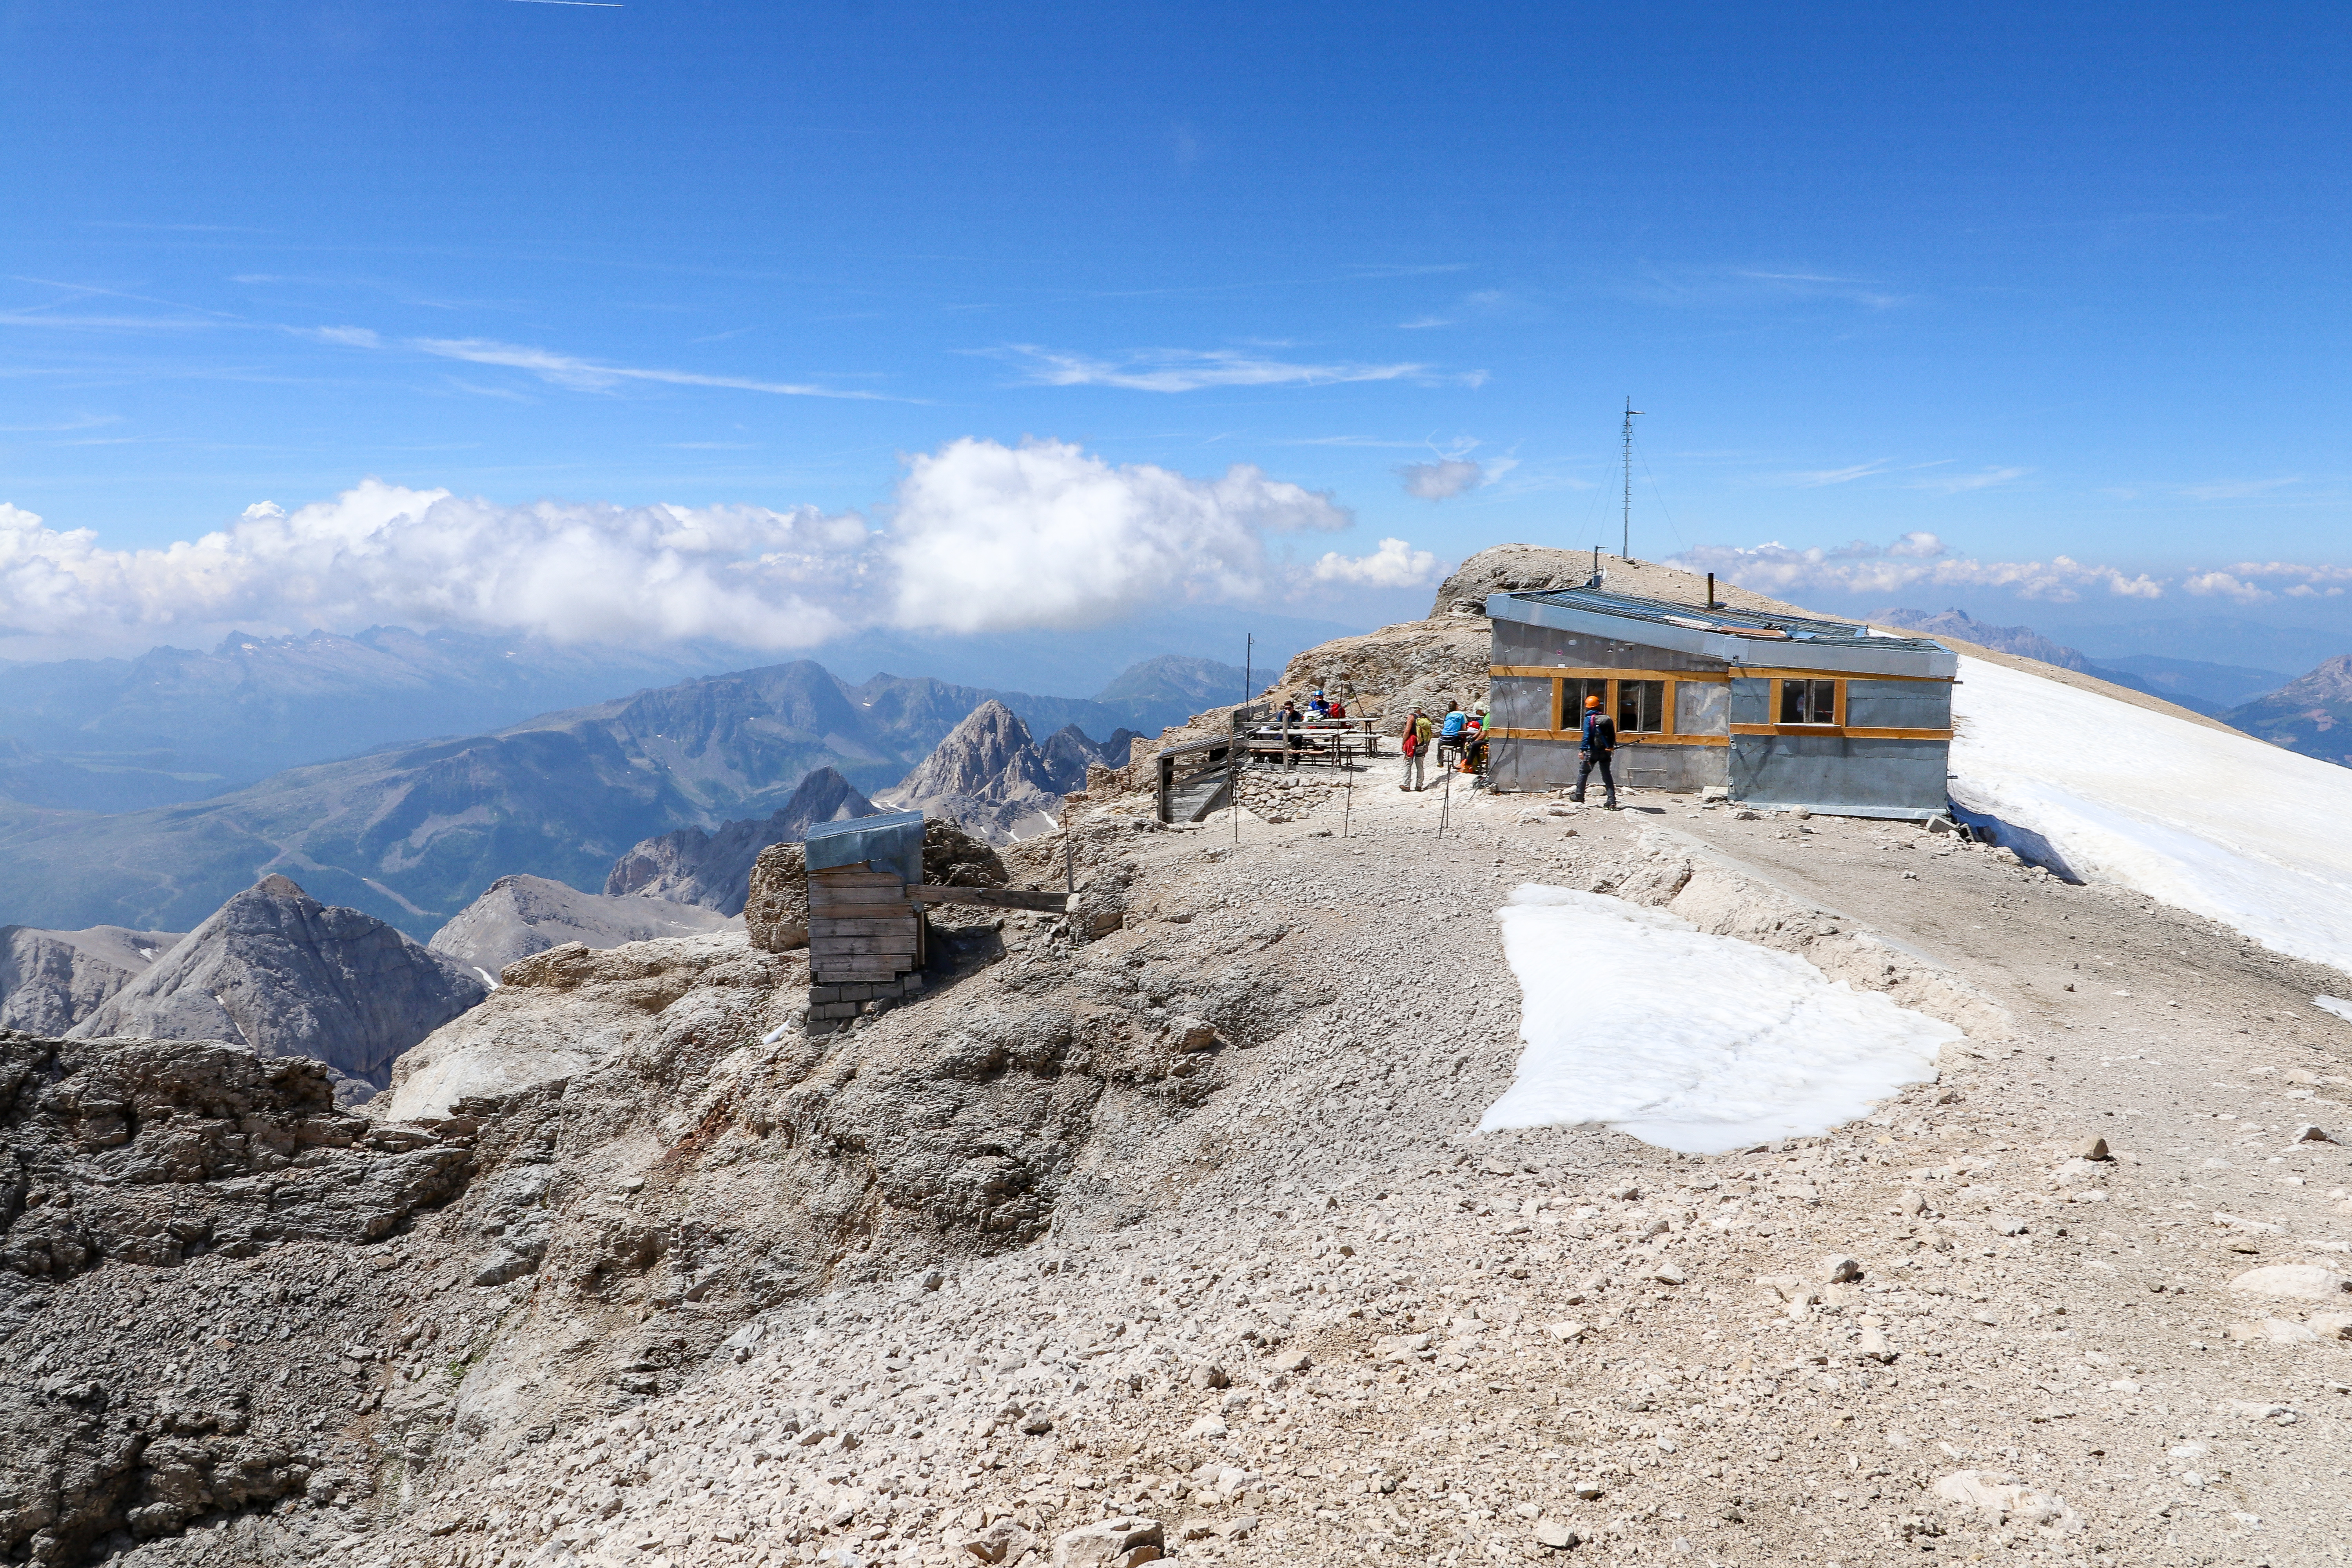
(807, 885), (911, 906)
(1491, 664), (1731, 683)
(811, 936), (920, 957)
(808, 869), (906, 888)
(812, 961), (912, 981)
(906, 886), (1074, 913)
(811, 915), (921, 937)
(1727, 724), (1953, 740)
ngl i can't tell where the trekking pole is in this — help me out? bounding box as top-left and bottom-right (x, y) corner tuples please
(1439, 746), (1452, 838)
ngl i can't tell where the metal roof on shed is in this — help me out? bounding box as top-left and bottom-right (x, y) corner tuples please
(1487, 586), (1957, 679)
(804, 809), (925, 882)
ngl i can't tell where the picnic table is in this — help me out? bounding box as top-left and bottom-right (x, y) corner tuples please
(1240, 718), (1381, 767)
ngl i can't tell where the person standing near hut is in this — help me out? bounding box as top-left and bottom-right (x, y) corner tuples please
(1399, 707), (1432, 791)
(1572, 693), (1619, 809)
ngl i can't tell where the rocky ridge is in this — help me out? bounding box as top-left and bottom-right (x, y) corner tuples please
(0, 925), (184, 1036)
(878, 703), (1067, 845)
(430, 875), (737, 977)
(68, 877), (488, 1104)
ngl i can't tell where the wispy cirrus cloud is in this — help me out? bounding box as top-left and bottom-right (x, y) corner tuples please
(1624, 265), (1918, 313)
(409, 337), (893, 399)
(990, 343), (1487, 393)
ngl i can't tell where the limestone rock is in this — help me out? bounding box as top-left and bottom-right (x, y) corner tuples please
(1051, 1515), (1162, 1566)
(745, 841), (811, 953)
(428, 873), (737, 975)
(0, 923), (184, 1035)
(383, 929), (768, 1120)
(67, 876), (487, 1103)
(2226, 1264), (2352, 1301)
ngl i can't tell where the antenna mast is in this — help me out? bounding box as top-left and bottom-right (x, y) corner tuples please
(1620, 396), (1643, 559)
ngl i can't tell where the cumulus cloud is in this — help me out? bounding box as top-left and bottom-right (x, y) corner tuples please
(882, 437), (1349, 633)
(993, 344), (1487, 392)
(0, 438), (1381, 655)
(0, 485), (874, 653)
(1671, 534), (2163, 603)
(2182, 562), (2352, 603)
(1397, 458), (1486, 501)
(1311, 538), (1441, 588)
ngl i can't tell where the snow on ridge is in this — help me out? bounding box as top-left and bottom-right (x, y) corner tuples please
(1949, 655), (2352, 978)
(1481, 886), (1957, 1154)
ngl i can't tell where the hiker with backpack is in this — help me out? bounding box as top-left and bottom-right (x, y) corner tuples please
(1571, 694), (1619, 809)
(1399, 707), (1433, 791)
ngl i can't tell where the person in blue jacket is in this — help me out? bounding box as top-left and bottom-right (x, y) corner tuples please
(1571, 694), (1619, 809)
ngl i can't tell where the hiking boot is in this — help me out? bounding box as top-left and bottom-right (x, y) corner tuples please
(1568, 791), (1584, 804)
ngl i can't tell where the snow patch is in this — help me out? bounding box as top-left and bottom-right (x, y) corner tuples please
(1481, 885), (1958, 1154)
(2316, 996), (2352, 1025)
(1950, 656), (2352, 975)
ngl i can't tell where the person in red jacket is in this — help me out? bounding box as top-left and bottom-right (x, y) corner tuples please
(1571, 694), (1618, 809)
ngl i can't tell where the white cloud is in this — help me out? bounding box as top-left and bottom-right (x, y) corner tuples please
(2181, 570), (2271, 603)
(410, 337), (887, 400)
(993, 344), (1487, 392)
(1397, 458), (1486, 501)
(1671, 535), (2163, 603)
(0, 485), (873, 653)
(0, 438), (1375, 654)
(883, 437), (1348, 633)
(1311, 537), (1441, 588)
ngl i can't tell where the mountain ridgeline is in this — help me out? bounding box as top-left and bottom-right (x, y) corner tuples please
(0, 656), (1197, 939)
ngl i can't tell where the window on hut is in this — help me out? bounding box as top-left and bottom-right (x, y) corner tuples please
(1779, 679), (1838, 725)
(1617, 679), (1666, 734)
(1562, 678), (1610, 730)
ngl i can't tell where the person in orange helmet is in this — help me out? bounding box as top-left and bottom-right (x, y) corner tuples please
(1571, 693), (1619, 809)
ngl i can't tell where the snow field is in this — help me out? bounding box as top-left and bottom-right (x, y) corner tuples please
(1480, 885), (1959, 1153)
(1949, 655), (2352, 975)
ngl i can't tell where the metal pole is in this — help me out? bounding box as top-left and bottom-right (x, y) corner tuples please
(1243, 633), (1252, 704)
(1620, 397), (1643, 560)
(1343, 739), (1354, 839)
(1438, 742), (1452, 839)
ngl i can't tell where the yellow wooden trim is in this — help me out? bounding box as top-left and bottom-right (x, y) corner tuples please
(1730, 666), (1953, 684)
(1495, 663), (1951, 684)
(1728, 724), (1954, 740)
(1489, 728), (1730, 747)
(1491, 664), (1728, 682)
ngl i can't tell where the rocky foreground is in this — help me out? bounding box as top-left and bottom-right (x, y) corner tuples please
(1, 550), (2347, 1568)
(1, 770), (2347, 1568)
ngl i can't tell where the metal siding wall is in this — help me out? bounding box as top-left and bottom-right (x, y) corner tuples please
(1732, 736), (1949, 811)
(1491, 737), (1725, 792)
(1843, 680), (1952, 730)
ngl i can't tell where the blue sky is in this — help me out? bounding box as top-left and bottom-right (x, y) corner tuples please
(4, 2), (2348, 660)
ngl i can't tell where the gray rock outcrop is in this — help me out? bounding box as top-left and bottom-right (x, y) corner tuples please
(744, 842), (811, 954)
(67, 875), (488, 1103)
(603, 766), (875, 913)
(428, 874), (737, 977)
(877, 701), (1063, 844)
(0, 924), (184, 1036)
(0, 1028), (475, 1563)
